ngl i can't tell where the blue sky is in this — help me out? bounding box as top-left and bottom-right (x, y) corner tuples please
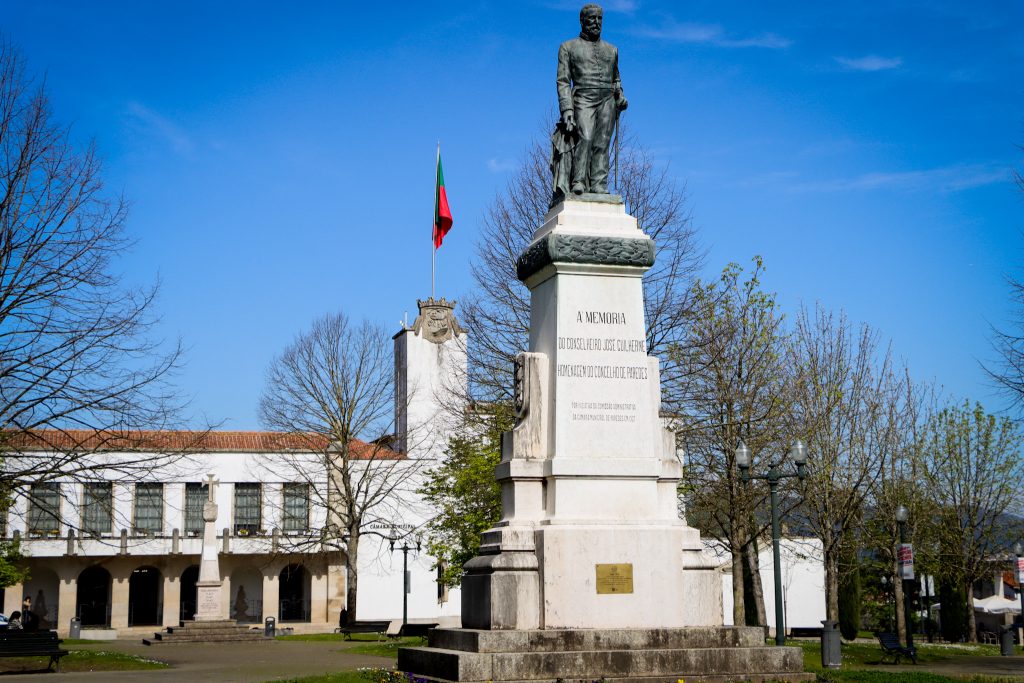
(5, 1), (1022, 429)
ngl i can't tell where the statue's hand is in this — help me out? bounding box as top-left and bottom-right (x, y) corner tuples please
(618, 94), (629, 111)
(562, 109), (576, 131)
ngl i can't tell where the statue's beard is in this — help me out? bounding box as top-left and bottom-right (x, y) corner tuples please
(581, 24), (601, 41)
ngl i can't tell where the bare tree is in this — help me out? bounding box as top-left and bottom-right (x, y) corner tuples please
(985, 158), (1024, 409)
(0, 42), (183, 522)
(463, 122), (702, 404)
(675, 258), (790, 627)
(788, 305), (915, 624)
(259, 312), (425, 624)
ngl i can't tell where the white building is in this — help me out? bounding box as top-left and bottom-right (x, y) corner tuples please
(713, 537), (827, 633)
(2, 297), (466, 638)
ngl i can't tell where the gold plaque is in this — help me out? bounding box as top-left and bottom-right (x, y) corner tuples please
(595, 563), (633, 594)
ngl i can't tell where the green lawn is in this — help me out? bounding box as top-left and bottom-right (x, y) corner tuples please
(792, 639), (1017, 683)
(796, 639), (1001, 670)
(0, 647), (169, 673)
(275, 632), (422, 658)
(270, 669), (407, 683)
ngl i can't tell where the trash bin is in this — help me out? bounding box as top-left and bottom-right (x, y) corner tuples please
(69, 617), (81, 639)
(820, 620), (841, 669)
(1000, 626), (1015, 657)
(264, 616), (276, 638)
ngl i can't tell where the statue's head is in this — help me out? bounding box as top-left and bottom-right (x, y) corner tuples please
(580, 4), (602, 40)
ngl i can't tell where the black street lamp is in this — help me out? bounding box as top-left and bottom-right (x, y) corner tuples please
(895, 505), (914, 651)
(1014, 542), (1024, 641)
(736, 438), (808, 646)
(389, 529), (421, 628)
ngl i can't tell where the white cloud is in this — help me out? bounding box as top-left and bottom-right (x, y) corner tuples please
(834, 55), (903, 72)
(604, 0), (638, 12)
(787, 163), (1007, 194)
(543, 0), (637, 14)
(634, 21), (791, 49)
(487, 158), (516, 173)
(125, 101), (195, 157)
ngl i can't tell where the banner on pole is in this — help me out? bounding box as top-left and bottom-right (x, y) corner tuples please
(1016, 557), (1024, 585)
(898, 543), (915, 580)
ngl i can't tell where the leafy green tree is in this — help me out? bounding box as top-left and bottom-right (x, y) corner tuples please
(919, 400), (1024, 642)
(420, 406), (513, 588)
(0, 539), (26, 588)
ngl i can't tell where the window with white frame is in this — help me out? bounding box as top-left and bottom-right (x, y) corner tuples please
(134, 483), (163, 534)
(184, 482), (207, 535)
(27, 483), (60, 535)
(82, 482), (113, 534)
(233, 483), (261, 535)
(282, 483), (309, 532)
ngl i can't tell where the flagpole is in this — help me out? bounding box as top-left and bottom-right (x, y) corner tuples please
(432, 142), (439, 299)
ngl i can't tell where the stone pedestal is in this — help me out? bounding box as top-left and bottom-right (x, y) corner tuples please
(401, 198), (806, 681)
(461, 198), (720, 632)
(398, 627), (814, 683)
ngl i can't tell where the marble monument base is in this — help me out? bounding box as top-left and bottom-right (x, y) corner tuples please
(397, 626), (814, 683)
(193, 580), (223, 621)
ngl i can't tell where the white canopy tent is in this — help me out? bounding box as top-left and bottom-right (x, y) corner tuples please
(973, 595), (1021, 615)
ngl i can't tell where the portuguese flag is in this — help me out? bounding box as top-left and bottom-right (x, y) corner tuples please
(433, 151), (453, 249)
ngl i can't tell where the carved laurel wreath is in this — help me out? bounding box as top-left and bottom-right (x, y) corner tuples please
(516, 234), (655, 282)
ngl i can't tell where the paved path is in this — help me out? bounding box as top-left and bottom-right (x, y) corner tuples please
(1, 639), (1022, 682)
(876, 654), (1024, 678)
(0, 639), (393, 682)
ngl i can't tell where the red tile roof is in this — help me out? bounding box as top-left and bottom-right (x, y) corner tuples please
(3, 430), (401, 459)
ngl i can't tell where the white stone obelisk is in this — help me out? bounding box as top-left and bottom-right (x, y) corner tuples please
(193, 473), (224, 621)
(462, 196), (722, 630)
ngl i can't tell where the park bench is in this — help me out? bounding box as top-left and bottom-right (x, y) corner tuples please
(875, 631), (917, 664)
(335, 620), (391, 640)
(393, 622), (438, 641)
(0, 630), (69, 672)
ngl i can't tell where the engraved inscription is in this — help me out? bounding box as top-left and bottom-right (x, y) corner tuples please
(197, 586), (220, 613)
(562, 308), (648, 424)
(596, 563), (634, 594)
(577, 311), (627, 325)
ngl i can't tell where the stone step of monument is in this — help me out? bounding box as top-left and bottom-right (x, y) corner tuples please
(165, 624), (258, 635)
(398, 634), (814, 683)
(143, 619), (266, 645)
(398, 648), (813, 683)
(143, 631), (265, 645)
(174, 619), (245, 630)
(428, 626), (766, 653)
(161, 630), (264, 643)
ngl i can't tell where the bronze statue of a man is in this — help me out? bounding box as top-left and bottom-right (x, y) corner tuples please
(551, 4), (628, 205)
